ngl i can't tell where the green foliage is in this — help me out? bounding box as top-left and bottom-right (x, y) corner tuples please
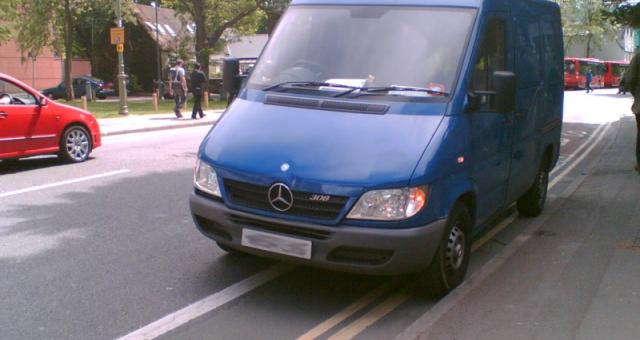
(604, 1), (640, 28)
(557, 0), (619, 57)
(0, 0), (19, 42)
(256, 0), (290, 33)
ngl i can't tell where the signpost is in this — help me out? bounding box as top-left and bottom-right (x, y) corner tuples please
(113, 0), (128, 116)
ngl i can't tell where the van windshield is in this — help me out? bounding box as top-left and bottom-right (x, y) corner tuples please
(248, 6), (477, 100)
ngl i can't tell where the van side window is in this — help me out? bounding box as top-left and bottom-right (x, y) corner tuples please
(471, 19), (506, 93)
(516, 20), (544, 86)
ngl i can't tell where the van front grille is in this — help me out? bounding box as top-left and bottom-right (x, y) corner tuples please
(224, 179), (348, 220)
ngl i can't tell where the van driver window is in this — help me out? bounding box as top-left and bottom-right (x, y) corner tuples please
(471, 19), (506, 92)
(0, 80), (37, 105)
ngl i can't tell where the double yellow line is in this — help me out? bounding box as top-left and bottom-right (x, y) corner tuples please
(296, 213), (522, 340)
(297, 122), (613, 340)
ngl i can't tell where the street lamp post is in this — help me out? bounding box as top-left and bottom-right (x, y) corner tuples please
(116, 0), (129, 115)
(152, 1), (162, 99)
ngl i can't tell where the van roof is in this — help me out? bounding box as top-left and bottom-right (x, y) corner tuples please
(291, 0), (557, 8)
(291, 0), (483, 6)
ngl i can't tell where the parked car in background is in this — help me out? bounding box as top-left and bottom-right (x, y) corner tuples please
(0, 73), (101, 163)
(41, 76), (115, 100)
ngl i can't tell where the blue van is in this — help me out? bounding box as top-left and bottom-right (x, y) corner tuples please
(190, 0), (563, 295)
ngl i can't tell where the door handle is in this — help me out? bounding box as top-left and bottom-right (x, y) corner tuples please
(0, 112), (8, 119)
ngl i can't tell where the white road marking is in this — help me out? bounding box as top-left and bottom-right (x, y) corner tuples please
(0, 169), (131, 198)
(549, 122), (611, 187)
(551, 123), (606, 176)
(117, 263), (294, 340)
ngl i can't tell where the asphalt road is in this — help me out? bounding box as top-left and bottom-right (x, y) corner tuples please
(0, 89), (636, 340)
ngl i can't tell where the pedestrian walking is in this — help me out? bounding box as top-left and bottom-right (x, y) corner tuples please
(169, 59), (187, 118)
(624, 52), (640, 173)
(585, 68), (593, 93)
(619, 70), (627, 95)
(190, 63), (207, 120)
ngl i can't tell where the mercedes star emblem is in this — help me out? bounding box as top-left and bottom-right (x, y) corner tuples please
(268, 183), (294, 212)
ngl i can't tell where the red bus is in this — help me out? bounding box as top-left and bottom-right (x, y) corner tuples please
(564, 57), (605, 89)
(603, 60), (630, 88)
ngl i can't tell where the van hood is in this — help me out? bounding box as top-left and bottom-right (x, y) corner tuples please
(201, 98), (445, 188)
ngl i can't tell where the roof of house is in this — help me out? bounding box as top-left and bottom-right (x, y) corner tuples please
(133, 4), (195, 51)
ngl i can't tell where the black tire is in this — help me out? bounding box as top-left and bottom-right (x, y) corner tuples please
(517, 160), (549, 217)
(59, 126), (92, 163)
(97, 94), (107, 100)
(419, 203), (472, 297)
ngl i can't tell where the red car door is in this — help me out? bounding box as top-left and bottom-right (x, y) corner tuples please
(0, 78), (56, 159)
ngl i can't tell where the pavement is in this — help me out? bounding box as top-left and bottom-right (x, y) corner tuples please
(98, 109), (224, 136)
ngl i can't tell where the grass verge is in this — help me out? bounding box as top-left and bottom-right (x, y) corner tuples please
(63, 97), (227, 119)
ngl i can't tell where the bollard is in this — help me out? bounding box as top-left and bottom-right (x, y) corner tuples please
(152, 93), (158, 112)
(81, 96), (88, 111)
(204, 91), (209, 109)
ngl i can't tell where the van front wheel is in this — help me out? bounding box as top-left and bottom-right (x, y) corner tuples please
(419, 203), (472, 297)
(517, 162), (549, 217)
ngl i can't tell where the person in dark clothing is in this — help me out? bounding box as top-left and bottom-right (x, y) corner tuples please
(585, 68), (593, 93)
(624, 52), (640, 173)
(190, 63), (207, 120)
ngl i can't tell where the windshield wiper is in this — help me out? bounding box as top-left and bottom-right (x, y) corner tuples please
(263, 81), (360, 92)
(337, 85), (450, 98)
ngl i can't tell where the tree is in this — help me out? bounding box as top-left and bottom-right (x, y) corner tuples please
(604, 0), (640, 28)
(0, 0), (19, 43)
(558, 0), (619, 57)
(173, 0), (262, 75)
(257, 0), (290, 34)
(10, 0), (129, 100)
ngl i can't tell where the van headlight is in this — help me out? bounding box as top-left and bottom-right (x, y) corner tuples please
(347, 187), (428, 221)
(194, 159), (221, 197)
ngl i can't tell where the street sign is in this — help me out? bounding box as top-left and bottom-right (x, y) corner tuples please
(110, 27), (125, 45)
(116, 44), (124, 53)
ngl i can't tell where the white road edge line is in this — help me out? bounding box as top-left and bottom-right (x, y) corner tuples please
(550, 123), (606, 176)
(549, 122), (611, 188)
(117, 263), (294, 340)
(395, 122), (617, 340)
(0, 169), (131, 198)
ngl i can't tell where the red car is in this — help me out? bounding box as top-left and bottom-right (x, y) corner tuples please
(0, 73), (101, 163)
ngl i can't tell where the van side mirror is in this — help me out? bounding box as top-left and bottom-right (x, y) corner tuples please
(493, 71), (516, 113)
(38, 97), (48, 107)
(223, 58), (248, 105)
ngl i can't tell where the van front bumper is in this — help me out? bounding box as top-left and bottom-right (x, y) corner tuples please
(190, 192), (447, 275)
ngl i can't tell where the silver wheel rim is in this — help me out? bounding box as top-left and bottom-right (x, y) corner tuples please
(445, 226), (465, 272)
(65, 129), (90, 161)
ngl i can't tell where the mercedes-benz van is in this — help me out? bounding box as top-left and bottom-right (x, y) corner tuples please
(190, 0), (564, 295)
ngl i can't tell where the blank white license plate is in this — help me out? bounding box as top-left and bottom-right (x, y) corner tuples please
(241, 229), (312, 260)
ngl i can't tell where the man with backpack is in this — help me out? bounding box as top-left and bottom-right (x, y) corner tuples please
(168, 59), (187, 118)
(625, 51), (640, 173)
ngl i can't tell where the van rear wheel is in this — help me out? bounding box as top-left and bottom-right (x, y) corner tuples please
(517, 161), (549, 217)
(419, 203), (472, 297)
